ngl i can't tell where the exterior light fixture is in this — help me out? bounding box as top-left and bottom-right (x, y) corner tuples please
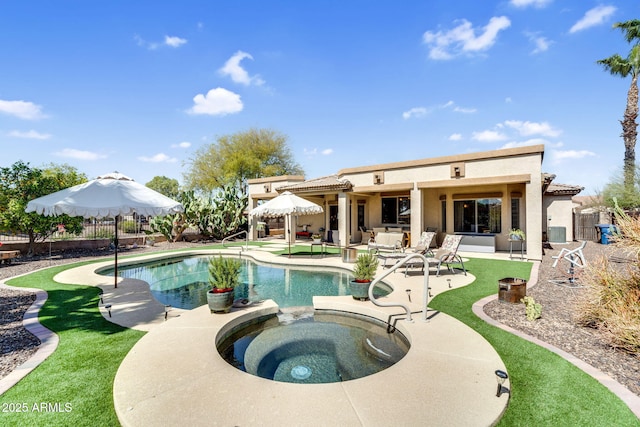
(406, 289), (411, 302)
(165, 304), (172, 321)
(495, 370), (508, 397)
(105, 304), (112, 317)
(447, 278), (452, 288)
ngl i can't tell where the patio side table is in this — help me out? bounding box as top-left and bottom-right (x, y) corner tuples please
(310, 242), (325, 258)
(509, 239), (525, 260)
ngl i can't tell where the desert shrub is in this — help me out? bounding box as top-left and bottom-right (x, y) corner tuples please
(121, 220), (138, 234)
(521, 296), (542, 321)
(575, 256), (640, 354)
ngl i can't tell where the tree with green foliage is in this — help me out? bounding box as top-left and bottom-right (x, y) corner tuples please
(602, 166), (640, 209)
(183, 127), (304, 193)
(146, 175), (180, 199)
(0, 161), (87, 253)
(598, 19), (640, 199)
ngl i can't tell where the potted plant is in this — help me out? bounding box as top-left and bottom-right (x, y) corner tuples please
(349, 253), (379, 300)
(311, 233), (322, 243)
(206, 255), (242, 313)
(509, 228), (526, 241)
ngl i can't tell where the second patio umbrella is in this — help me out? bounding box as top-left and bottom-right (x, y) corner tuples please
(249, 191), (323, 256)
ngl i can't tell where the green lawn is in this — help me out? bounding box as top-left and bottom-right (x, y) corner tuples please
(430, 258), (640, 426)
(2, 247), (639, 426)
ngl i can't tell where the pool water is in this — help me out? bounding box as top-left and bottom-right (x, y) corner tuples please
(109, 255), (391, 309)
(217, 311), (410, 384)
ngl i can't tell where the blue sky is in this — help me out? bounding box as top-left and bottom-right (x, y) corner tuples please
(1, 1), (639, 195)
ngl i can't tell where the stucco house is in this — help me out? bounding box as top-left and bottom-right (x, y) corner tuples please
(247, 144), (581, 261)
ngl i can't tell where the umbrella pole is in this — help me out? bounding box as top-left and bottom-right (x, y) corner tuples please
(114, 216), (119, 288)
(287, 214), (291, 257)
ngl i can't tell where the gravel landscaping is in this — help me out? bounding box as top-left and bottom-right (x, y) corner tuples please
(1, 240), (638, 400)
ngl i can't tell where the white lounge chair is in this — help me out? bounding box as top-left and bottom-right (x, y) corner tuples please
(426, 234), (466, 277)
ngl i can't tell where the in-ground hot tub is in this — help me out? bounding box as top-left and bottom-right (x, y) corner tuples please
(217, 310), (410, 383)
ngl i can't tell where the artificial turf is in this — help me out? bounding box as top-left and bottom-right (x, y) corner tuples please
(3, 264), (144, 427)
(2, 250), (639, 426)
(429, 258), (640, 427)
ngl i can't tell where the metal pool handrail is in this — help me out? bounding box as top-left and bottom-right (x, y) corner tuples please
(367, 253), (430, 323)
(222, 230), (248, 251)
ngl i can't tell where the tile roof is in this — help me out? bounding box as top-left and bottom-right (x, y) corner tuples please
(545, 182), (584, 196)
(276, 175), (352, 193)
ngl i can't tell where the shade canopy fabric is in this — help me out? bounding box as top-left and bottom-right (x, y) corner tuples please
(25, 172), (183, 288)
(249, 191), (323, 218)
(25, 172), (183, 219)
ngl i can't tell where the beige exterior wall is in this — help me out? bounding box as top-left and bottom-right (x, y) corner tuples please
(543, 195), (575, 243)
(247, 145), (547, 260)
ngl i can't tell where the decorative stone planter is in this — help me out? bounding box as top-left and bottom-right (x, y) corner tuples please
(349, 280), (371, 301)
(207, 289), (235, 313)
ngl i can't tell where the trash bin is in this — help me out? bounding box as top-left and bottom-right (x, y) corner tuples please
(498, 278), (527, 303)
(596, 224), (616, 244)
(341, 247), (358, 263)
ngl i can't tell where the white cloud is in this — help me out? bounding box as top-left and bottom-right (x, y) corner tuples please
(510, 0), (552, 8)
(423, 16), (511, 60)
(54, 148), (106, 160)
(550, 149), (596, 164)
(137, 153), (178, 163)
(449, 133), (463, 141)
(134, 34), (188, 50)
(500, 138), (552, 149)
(8, 129), (51, 139)
(503, 120), (561, 137)
(219, 51), (265, 86)
(505, 97), (513, 103)
(165, 35), (187, 48)
(525, 32), (553, 54)
(171, 141), (191, 148)
(0, 99), (47, 120)
(472, 130), (508, 142)
(187, 87), (243, 116)
(322, 148), (333, 155)
(569, 5), (616, 34)
(402, 107), (428, 120)
(453, 106), (477, 113)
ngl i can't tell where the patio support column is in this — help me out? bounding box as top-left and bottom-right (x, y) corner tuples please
(248, 196), (258, 241)
(410, 186), (422, 247)
(525, 176), (543, 260)
(338, 192), (348, 247)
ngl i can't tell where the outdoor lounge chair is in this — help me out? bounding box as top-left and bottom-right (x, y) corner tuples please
(426, 234), (466, 277)
(401, 231), (436, 276)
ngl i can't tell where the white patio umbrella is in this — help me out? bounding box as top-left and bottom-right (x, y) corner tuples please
(25, 172), (183, 288)
(249, 191), (323, 256)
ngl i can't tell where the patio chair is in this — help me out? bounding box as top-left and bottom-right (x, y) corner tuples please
(401, 231), (436, 276)
(426, 234), (466, 277)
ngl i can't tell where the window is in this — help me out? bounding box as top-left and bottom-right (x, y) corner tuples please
(454, 198), (501, 233)
(357, 204), (365, 229)
(381, 196), (410, 225)
(441, 200), (447, 232)
(511, 199), (520, 230)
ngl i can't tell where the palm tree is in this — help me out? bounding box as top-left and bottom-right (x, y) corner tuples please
(598, 19), (640, 194)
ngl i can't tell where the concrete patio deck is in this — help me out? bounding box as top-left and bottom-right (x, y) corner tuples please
(49, 244), (511, 426)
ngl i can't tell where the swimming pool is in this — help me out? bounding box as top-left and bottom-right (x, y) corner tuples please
(109, 255), (392, 309)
